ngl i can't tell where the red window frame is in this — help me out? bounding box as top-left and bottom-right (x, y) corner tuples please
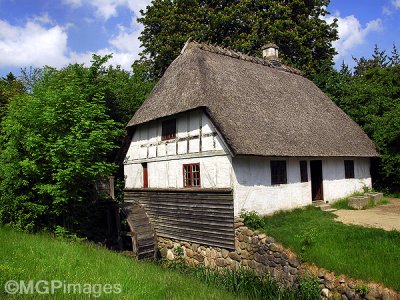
(183, 163), (201, 188)
(161, 118), (176, 141)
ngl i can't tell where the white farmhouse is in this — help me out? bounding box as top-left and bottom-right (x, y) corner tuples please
(124, 41), (377, 218)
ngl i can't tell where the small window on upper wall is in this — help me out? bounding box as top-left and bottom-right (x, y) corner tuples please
(344, 160), (355, 179)
(183, 163), (201, 188)
(271, 160), (287, 185)
(300, 160), (308, 182)
(161, 118), (176, 141)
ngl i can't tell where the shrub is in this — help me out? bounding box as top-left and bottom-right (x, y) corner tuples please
(0, 57), (123, 232)
(240, 211), (264, 229)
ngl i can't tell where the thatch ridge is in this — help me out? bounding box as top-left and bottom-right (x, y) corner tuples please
(127, 42), (377, 157)
(185, 41), (302, 75)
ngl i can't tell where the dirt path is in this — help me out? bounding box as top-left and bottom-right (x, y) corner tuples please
(333, 198), (400, 231)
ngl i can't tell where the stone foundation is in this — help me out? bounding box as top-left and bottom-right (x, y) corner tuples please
(157, 218), (399, 300)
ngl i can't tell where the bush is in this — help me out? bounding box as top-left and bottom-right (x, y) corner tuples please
(240, 211), (264, 230)
(0, 57), (123, 232)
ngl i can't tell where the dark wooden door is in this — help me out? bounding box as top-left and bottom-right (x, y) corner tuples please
(310, 160), (323, 201)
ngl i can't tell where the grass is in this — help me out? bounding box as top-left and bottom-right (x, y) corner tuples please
(165, 251), (320, 300)
(0, 226), (237, 299)
(242, 207), (400, 292)
(331, 195), (390, 210)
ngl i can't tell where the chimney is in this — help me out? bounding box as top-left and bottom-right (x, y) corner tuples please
(262, 43), (279, 61)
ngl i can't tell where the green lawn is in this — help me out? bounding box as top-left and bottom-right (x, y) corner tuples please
(246, 207), (400, 292)
(0, 226), (237, 299)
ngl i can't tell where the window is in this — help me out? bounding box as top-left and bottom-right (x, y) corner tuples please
(183, 163), (201, 187)
(344, 160), (354, 179)
(300, 160), (308, 182)
(142, 163), (148, 188)
(271, 160), (287, 185)
(161, 118), (176, 141)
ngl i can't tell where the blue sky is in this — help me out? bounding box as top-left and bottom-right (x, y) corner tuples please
(0, 0), (399, 76)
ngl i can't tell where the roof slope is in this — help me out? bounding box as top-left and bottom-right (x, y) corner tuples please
(128, 42), (377, 157)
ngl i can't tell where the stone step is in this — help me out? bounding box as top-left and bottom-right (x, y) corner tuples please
(323, 208), (337, 212)
(317, 203), (337, 212)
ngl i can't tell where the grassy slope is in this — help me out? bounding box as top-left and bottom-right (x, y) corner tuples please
(257, 207), (400, 292)
(0, 226), (237, 299)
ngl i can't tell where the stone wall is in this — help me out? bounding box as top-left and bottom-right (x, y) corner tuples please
(157, 218), (399, 300)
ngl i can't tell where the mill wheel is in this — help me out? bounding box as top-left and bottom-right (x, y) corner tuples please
(120, 202), (156, 259)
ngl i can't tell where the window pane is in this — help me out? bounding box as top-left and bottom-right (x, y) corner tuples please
(183, 163), (200, 187)
(271, 160), (287, 185)
(300, 160), (308, 182)
(162, 119), (176, 141)
(344, 160), (354, 179)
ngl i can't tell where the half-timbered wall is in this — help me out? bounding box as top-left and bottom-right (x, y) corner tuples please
(124, 109), (233, 190)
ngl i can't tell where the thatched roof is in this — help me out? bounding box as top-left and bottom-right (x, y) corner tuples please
(127, 42), (377, 157)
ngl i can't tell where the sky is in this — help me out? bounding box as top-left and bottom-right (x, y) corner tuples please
(0, 0), (399, 76)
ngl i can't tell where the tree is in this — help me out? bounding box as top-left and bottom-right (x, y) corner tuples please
(353, 45), (388, 76)
(0, 57), (124, 232)
(0, 72), (25, 120)
(137, 0), (338, 78)
(389, 43), (400, 66)
(315, 47), (400, 192)
(101, 62), (157, 125)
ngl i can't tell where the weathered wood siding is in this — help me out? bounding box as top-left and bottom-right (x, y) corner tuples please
(124, 188), (235, 249)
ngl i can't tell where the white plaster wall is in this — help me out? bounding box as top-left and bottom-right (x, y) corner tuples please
(233, 157), (372, 216)
(322, 157), (372, 202)
(124, 155), (232, 189)
(233, 157), (312, 216)
(124, 109), (228, 166)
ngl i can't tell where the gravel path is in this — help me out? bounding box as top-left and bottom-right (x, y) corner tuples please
(333, 198), (400, 231)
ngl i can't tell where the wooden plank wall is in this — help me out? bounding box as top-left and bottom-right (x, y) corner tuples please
(124, 188), (235, 250)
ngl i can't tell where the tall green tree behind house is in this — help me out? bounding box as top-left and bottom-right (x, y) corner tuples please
(314, 45), (400, 192)
(0, 57), (124, 232)
(0, 72), (25, 119)
(101, 62), (157, 126)
(137, 0), (338, 78)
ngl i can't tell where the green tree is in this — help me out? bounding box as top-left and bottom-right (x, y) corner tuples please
(0, 57), (124, 232)
(138, 0), (338, 78)
(101, 62), (157, 125)
(0, 72), (25, 120)
(315, 47), (400, 192)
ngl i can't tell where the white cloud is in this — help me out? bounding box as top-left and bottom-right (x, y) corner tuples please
(392, 0), (400, 8)
(323, 13), (383, 62)
(62, 0), (151, 20)
(69, 18), (142, 71)
(109, 18), (141, 52)
(0, 1), (148, 72)
(0, 19), (69, 69)
(69, 48), (136, 70)
(62, 0), (82, 8)
(31, 12), (53, 25)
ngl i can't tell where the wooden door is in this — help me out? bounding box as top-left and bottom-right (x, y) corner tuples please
(142, 163), (148, 188)
(310, 160), (323, 201)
